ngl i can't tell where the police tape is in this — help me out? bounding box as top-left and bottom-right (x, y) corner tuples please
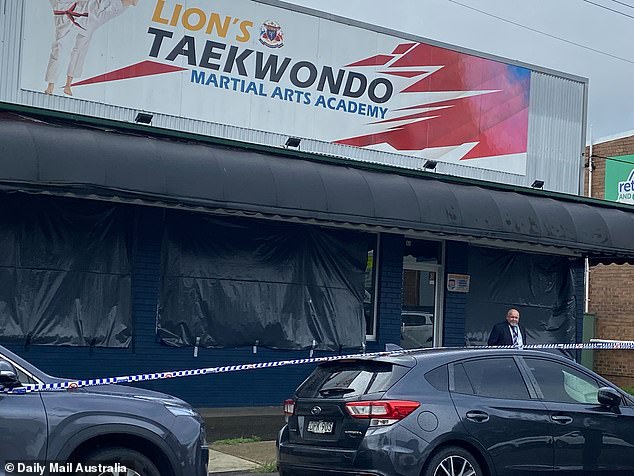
(6, 340), (634, 394)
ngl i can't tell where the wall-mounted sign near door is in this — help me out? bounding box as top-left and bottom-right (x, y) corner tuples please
(447, 273), (470, 293)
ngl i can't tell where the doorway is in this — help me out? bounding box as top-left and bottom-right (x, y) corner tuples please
(401, 236), (443, 349)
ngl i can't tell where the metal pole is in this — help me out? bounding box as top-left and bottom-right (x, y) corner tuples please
(584, 127), (593, 314)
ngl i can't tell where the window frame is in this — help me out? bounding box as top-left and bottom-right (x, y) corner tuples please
(364, 234), (380, 341)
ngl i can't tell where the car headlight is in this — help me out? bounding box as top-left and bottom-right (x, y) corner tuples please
(164, 402), (198, 417)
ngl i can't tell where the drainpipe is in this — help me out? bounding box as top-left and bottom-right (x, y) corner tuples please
(584, 127), (593, 314)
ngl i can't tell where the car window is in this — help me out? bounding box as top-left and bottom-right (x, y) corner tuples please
(424, 365), (448, 391)
(14, 366), (35, 385)
(453, 363), (474, 394)
(454, 358), (530, 400)
(296, 361), (405, 399)
(403, 313), (433, 326)
(0, 356), (35, 386)
(524, 358), (600, 404)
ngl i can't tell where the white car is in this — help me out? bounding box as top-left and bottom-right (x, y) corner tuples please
(401, 311), (434, 348)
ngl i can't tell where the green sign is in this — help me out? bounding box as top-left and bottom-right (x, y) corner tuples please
(604, 154), (634, 204)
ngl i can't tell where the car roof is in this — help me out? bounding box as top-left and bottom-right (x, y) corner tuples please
(343, 347), (579, 368)
(416, 347), (575, 361)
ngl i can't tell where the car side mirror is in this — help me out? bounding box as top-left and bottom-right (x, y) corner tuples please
(0, 360), (21, 389)
(598, 387), (621, 408)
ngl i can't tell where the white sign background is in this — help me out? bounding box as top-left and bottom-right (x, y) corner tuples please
(21, 0), (529, 174)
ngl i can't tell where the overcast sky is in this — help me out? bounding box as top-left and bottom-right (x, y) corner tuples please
(284, 0), (634, 142)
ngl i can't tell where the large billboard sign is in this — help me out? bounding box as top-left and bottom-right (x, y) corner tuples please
(604, 155), (634, 205)
(21, 0), (531, 174)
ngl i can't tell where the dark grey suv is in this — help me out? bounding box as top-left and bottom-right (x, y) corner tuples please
(277, 348), (634, 476)
(0, 345), (208, 476)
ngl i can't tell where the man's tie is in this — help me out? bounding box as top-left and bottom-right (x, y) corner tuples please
(512, 326), (518, 346)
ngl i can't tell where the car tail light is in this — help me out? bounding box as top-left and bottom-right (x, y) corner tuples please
(283, 399), (296, 419)
(345, 400), (420, 427)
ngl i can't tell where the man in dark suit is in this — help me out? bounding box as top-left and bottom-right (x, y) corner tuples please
(487, 308), (527, 346)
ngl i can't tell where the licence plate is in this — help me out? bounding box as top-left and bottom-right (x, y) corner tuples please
(307, 420), (334, 434)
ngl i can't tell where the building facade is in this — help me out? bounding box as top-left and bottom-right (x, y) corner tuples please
(1, 0), (634, 409)
(585, 132), (634, 388)
(0, 111), (632, 408)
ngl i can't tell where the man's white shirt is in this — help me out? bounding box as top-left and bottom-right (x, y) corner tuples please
(509, 324), (524, 347)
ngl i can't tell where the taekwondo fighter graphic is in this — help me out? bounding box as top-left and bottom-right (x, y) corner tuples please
(45, 0), (138, 96)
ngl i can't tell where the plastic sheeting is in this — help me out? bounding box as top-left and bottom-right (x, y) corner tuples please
(158, 213), (369, 350)
(464, 247), (576, 346)
(0, 195), (132, 347)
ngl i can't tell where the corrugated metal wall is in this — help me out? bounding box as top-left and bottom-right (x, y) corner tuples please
(0, 0), (586, 194)
(526, 72), (587, 194)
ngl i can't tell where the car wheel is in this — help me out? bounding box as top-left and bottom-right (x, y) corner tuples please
(82, 447), (161, 476)
(424, 446), (482, 476)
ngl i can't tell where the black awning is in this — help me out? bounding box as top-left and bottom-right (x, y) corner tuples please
(2, 112), (634, 261)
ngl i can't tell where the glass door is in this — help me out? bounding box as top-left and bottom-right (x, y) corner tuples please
(401, 262), (441, 349)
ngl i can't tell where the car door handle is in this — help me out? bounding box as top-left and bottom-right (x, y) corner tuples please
(551, 415), (573, 425)
(465, 411), (489, 423)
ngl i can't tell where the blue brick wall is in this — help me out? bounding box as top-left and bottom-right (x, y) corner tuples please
(2, 209), (314, 407)
(2, 211), (408, 408)
(375, 234), (404, 347)
(443, 241), (469, 347)
(0, 202), (589, 408)
(131, 208), (162, 352)
(8, 212), (586, 406)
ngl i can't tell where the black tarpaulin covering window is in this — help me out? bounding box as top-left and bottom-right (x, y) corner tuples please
(464, 247), (576, 346)
(0, 195), (131, 347)
(158, 213), (368, 350)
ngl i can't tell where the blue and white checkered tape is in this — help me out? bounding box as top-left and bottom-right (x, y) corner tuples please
(5, 339), (634, 394)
